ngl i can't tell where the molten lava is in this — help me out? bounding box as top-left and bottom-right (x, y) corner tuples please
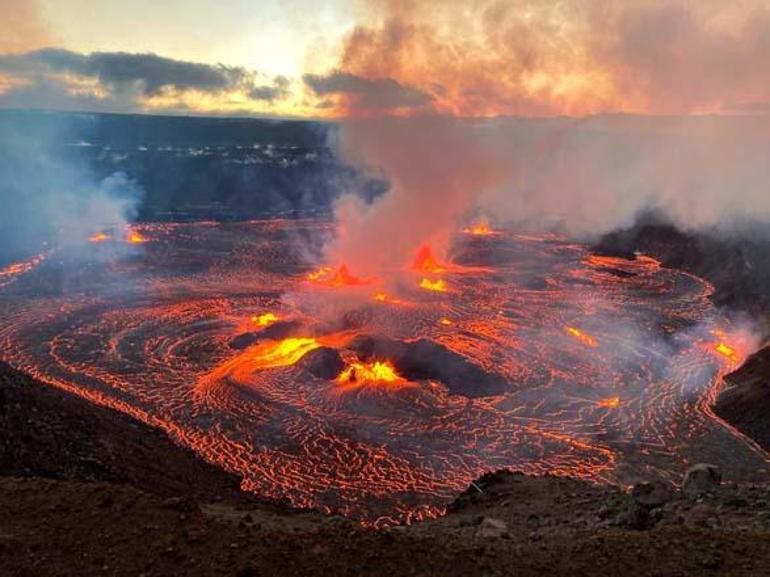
(306, 266), (333, 282)
(307, 265), (368, 287)
(566, 326), (598, 347)
(714, 342), (739, 361)
(413, 245), (445, 273)
(89, 232), (111, 243)
(419, 278), (447, 292)
(249, 337), (320, 369)
(127, 230), (147, 244)
(597, 396), (620, 408)
(251, 312), (279, 327)
(439, 318), (453, 326)
(337, 360), (403, 385)
(463, 220), (498, 236)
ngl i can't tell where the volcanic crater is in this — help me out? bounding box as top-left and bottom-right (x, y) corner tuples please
(0, 219), (764, 526)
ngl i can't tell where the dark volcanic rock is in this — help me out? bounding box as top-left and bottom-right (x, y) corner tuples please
(349, 335), (509, 397)
(632, 481), (672, 508)
(0, 361), (254, 504)
(229, 320), (303, 349)
(682, 464), (722, 499)
(297, 347), (345, 380)
(714, 346), (770, 451)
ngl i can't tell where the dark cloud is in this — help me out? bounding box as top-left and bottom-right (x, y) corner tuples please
(303, 71), (432, 111)
(249, 75), (290, 101)
(0, 48), (290, 112)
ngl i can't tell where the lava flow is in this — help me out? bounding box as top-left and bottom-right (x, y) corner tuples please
(0, 219), (766, 526)
(337, 360), (403, 385)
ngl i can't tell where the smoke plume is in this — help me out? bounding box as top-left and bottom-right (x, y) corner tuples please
(318, 1), (770, 272)
(0, 113), (144, 264)
(0, 0), (50, 53)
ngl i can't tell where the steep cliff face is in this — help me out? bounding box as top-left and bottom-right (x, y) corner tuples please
(714, 347), (770, 450)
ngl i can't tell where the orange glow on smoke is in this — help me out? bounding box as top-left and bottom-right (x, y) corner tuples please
(251, 312), (279, 327)
(420, 278), (447, 292)
(374, 292), (387, 302)
(330, 265), (367, 287)
(337, 360), (403, 385)
(89, 232), (111, 243)
(566, 326), (597, 347)
(127, 231), (147, 244)
(413, 245), (445, 273)
(597, 396), (620, 409)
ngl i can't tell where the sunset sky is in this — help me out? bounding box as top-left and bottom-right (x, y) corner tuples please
(3, 0), (770, 118)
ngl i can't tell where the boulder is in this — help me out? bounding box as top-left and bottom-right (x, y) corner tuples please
(297, 347), (345, 380)
(631, 481), (672, 508)
(475, 517), (508, 538)
(682, 464), (722, 499)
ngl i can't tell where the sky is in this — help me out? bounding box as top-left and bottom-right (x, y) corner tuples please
(2, 0), (770, 118)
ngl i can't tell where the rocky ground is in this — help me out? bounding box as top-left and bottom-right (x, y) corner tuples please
(6, 363), (770, 575)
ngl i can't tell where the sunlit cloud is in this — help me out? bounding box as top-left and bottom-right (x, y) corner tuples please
(0, 48), (305, 117)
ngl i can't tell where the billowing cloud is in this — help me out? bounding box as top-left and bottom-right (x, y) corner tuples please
(0, 48), (292, 114)
(303, 71), (432, 113)
(0, 0), (50, 53)
(314, 0), (770, 117)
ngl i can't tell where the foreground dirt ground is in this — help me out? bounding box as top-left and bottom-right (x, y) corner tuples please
(5, 363), (770, 576)
(4, 475), (770, 577)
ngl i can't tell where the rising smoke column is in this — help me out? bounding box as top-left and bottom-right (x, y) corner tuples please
(313, 0), (770, 273)
(325, 117), (503, 274)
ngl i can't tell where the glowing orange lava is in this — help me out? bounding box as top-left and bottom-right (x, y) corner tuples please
(420, 278), (447, 292)
(714, 342), (739, 361)
(374, 292), (387, 302)
(127, 231), (147, 244)
(248, 337), (320, 369)
(597, 396), (620, 408)
(566, 326), (597, 347)
(307, 266), (333, 282)
(0, 251), (49, 289)
(307, 265), (368, 287)
(463, 221), (498, 236)
(89, 232), (111, 243)
(439, 318), (453, 326)
(251, 312), (279, 327)
(337, 360), (403, 385)
(413, 245), (445, 273)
